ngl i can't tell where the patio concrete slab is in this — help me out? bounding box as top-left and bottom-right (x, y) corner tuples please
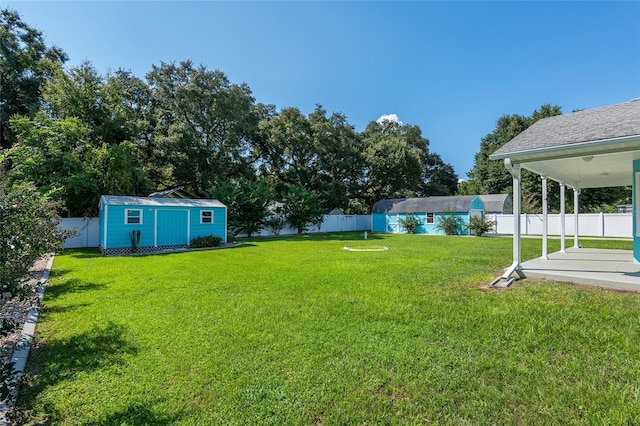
(521, 248), (640, 292)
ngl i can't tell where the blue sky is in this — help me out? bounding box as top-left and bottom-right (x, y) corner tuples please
(3, 1), (639, 179)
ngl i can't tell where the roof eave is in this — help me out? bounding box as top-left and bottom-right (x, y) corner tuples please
(489, 134), (640, 162)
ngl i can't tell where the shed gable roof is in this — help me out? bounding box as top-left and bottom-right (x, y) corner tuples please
(100, 195), (226, 208)
(372, 196), (482, 214)
(148, 187), (197, 199)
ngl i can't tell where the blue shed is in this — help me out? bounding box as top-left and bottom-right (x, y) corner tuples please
(99, 195), (227, 255)
(372, 196), (485, 235)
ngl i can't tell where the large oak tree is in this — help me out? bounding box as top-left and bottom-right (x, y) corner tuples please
(0, 9), (67, 148)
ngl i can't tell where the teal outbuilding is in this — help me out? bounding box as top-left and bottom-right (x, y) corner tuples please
(372, 195), (485, 235)
(99, 195), (227, 255)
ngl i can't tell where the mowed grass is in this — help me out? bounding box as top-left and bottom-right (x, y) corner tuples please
(16, 233), (639, 425)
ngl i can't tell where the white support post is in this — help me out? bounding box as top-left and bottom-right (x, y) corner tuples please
(560, 183), (566, 253)
(573, 188), (581, 248)
(542, 176), (548, 259)
(512, 162), (522, 274)
(492, 158), (525, 286)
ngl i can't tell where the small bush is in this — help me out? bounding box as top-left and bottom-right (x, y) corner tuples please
(190, 235), (223, 248)
(265, 215), (286, 236)
(467, 215), (495, 237)
(435, 211), (466, 235)
(398, 214), (422, 234)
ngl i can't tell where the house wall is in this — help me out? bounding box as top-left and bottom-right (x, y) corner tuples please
(634, 159), (639, 262)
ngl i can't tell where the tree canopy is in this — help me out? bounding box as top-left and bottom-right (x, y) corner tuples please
(0, 9), (67, 149)
(1, 9), (462, 218)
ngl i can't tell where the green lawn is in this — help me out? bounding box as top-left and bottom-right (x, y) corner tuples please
(16, 233), (639, 425)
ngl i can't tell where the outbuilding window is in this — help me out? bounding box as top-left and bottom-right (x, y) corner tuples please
(426, 213), (434, 224)
(125, 209), (142, 224)
(201, 210), (213, 224)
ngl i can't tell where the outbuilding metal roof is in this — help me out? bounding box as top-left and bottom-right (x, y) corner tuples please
(372, 196), (481, 214)
(100, 195), (226, 208)
(479, 194), (512, 214)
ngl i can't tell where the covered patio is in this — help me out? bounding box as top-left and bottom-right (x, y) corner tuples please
(489, 99), (640, 290)
(521, 248), (639, 292)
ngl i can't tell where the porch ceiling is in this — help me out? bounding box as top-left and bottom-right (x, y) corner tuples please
(520, 144), (640, 188)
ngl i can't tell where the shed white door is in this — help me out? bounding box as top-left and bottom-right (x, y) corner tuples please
(387, 214), (399, 233)
(156, 209), (189, 246)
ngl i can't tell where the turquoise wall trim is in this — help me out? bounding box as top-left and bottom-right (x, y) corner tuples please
(634, 160), (639, 263)
(372, 214), (386, 232)
(470, 196), (484, 211)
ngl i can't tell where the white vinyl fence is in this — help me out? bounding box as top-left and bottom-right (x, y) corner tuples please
(60, 217), (100, 248)
(248, 214), (371, 237)
(59, 213), (631, 248)
(489, 213), (632, 238)
(60, 215), (372, 248)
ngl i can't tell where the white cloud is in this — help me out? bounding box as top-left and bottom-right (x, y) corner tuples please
(376, 113), (402, 125)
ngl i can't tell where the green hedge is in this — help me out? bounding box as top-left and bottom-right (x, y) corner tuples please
(190, 235), (223, 248)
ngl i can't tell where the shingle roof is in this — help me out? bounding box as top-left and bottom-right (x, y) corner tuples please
(100, 195), (226, 208)
(491, 100), (640, 158)
(148, 187), (197, 199)
(372, 196), (481, 214)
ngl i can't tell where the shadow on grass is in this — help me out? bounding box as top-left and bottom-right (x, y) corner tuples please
(62, 248), (103, 259)
(17, 322), (137, 410)
(40, 302), (93, 316)
(44, 277), (109, 301)
(80, 403), (187, 426)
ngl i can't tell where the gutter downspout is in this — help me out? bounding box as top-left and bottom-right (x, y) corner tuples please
(491, 158), (526, 287)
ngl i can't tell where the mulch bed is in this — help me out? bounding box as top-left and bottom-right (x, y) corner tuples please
(0, 255), (51, 380)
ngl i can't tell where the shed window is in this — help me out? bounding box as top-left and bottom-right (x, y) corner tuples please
(125, 209), (142, 224)
(201, 210), (214, 224)
(426, 213), (434, 224)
